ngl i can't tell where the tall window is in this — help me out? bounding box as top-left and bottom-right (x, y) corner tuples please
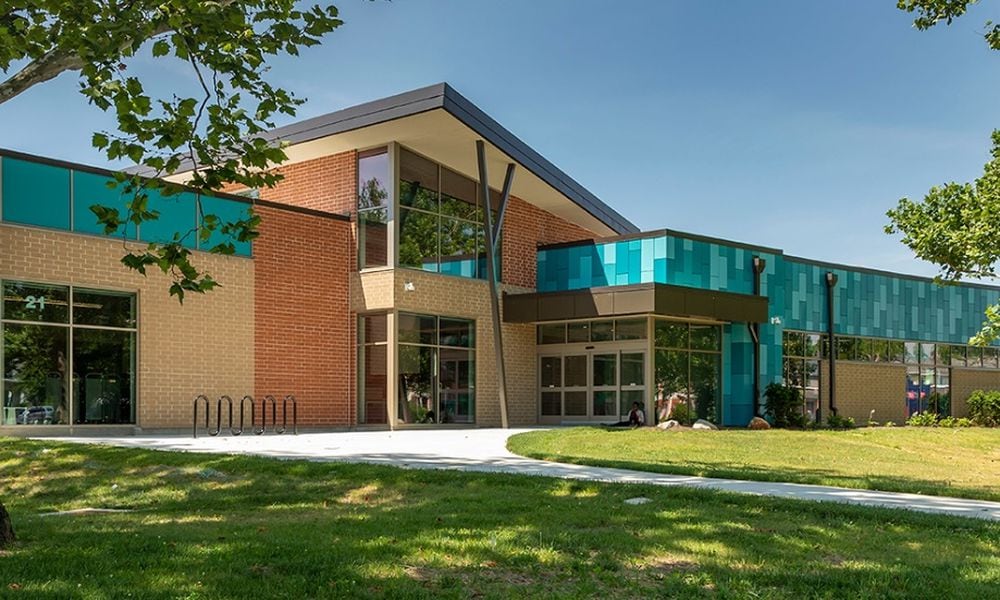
(357, 314), (388, 424)
(654, 319), (721, 424)
(358, 147), (390, 269)
(782, 331), (822, 421)
(2, 280), (137, 425)
(398, 313), (475, 424)
(398, 148), (496, 280)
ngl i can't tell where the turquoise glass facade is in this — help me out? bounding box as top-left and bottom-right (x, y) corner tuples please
(1, 153), (252, 257)
(536, 231), (1000, 426)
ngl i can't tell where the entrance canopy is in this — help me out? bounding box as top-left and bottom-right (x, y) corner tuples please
(503, 283), (768, 324)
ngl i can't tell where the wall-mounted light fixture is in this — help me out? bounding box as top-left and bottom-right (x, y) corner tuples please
(403, 281), (415, 292)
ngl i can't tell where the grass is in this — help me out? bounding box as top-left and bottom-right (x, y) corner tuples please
(1, 440), (1000, 598)
(507, 426), (1000, 501)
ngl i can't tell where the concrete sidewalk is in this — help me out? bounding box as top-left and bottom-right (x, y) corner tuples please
(43, 428), (1000, 522)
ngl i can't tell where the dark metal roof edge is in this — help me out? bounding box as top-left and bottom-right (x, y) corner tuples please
(538, 227), (785, 256)
(438, 84), (638, 235)
(0, 147), (350, 223)
(783, 254), (1000, 293)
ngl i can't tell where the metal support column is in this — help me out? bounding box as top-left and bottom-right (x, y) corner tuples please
(750, 256), (767, 417)
(825, 271), (839, 418)
(477, 140), (515, 429)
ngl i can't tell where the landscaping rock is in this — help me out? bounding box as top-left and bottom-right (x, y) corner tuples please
(748, 417), (771, 430)
(0, 503), (15, 549)
(624, 497), (651, 505)
(656, 419), (680, 430)
(693, 419), (718, 430)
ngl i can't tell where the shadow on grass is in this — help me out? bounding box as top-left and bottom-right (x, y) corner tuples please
(1, 439), (999, 599)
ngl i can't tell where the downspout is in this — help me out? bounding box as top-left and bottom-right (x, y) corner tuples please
(750, 256), (766, 417)
(825, 271), (839, 417)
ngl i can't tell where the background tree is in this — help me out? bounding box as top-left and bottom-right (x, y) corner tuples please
(0, 1), (343, 301)
(887, 0), (1000, 343)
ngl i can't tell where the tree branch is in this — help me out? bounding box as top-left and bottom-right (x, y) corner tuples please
(0, 49), (84, 104)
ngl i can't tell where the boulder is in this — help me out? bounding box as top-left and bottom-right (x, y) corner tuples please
(692, 419), (718, 430)
(748, 416), (771, 430)
(656, 419), (680, 430)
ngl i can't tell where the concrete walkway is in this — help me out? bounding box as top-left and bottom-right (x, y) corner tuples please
(44, 428), (1000, 522)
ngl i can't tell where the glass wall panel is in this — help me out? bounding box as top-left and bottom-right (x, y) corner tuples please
(655, 349), (689, 420)
(592, 354), (617, 387)
(837, 338), (857, 361)
(948, 345), (966, 367)
(538, 324), (566, 345)
(691, 352), (720, 423)
(690, 324), (720, 351)
(73, 289), (136, 328)
(905, 367), (924, 416)
(399, 150), (439, 210)
(399, 313), (437, 345)
(439, 347), (473, 423)
(398, 208), (439, 271)
(920, 343), (936, 365)
(887, 341), (905, 363)
(615, 319), (647, 341)
(967, 347), (983, 369)
(567, 322), (590, 343)
(360, 343), (388, 425)
(620, 353), (644, 386)
(804, 334), (821, 358)
(593, 390), (617, 417)
(72, 170), (136, 238)
(439, 318), (474, 348)
(984, 347), (999, 369)
(139, 188), (198, 247)
(654, 320), (687, 349)
(358, 148), (391, 269)
(1, 157), (70, 229)
(590, 321), (614, 342)
(440, 167), (478, 220)
(398, 344), (434, 424)
(439, 217), (477, 277)
(198, 195), (253, 256)
(540, 356), (561, 388)
(73, 328), (135, 424)
(804, 359), (821, 420)
(541, 391), (561, 416)
(564, 355), (588, 387)
(2, 281), (69, 323)
(621, 390), (645, 420)
(2, 324), (69, 425)
(933, 367), (951, 416)
(358, 209), (389, 269)
(904, 342), (919, 364)
(564, 391), (587, 416)
(782, 331), (804, 358)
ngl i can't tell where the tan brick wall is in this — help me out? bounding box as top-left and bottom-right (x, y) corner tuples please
(0, 223), (254, 429)
(950, 368), (1000, 418)
(253, 206), (353, 427)
(820, 361), (907, 424)
(393, 269), (537, 426)
(502, 196), (599, 288)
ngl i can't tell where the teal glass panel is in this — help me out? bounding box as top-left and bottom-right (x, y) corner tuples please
(139, 187), (198, 247)
(71, 170), (136, 238)
(198, 195), (252, 257)
(2, 157), (70, 229)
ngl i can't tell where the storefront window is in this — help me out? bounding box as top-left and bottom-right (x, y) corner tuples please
(2, 281), (137, 426)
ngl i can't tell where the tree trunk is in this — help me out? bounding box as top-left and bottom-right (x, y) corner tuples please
(0, 502), (14, 548)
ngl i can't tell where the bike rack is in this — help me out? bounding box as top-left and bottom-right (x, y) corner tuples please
(192, 393), (297, 438)
(192, 395), (210, 438)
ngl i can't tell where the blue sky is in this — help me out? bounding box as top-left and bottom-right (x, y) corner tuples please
(2, 0), (999, 277)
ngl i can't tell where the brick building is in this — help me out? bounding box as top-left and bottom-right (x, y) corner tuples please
(2, 83), (999, 432)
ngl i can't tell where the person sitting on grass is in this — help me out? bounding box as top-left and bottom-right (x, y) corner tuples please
(610, 402), (646, 428)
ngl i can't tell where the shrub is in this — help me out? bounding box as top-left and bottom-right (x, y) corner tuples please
(884, 421), (896, 427)
(762, 383), (806, 428)
(668, 402), (692, 425)
(826, 414), (855, 429)
(906, 411), (939, 427)
(968, 390), (1000, 427)
(938, 416), (973, 428)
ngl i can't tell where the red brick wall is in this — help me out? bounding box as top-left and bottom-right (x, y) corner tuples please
(502, 196), (598, 288)
(253, 205), (353, 427)
(255, 151), (358, 215)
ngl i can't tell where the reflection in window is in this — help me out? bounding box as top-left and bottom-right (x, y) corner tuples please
(357, 314), (389, 425)
(398, 148), (494, 279)
(397, 313), (475, 424)
(654, 318), (722, 425)
(73, 328), (135, 424)
(358, 147), (390, 269)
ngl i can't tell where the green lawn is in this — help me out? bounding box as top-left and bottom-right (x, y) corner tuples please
(507, 427), (1000, 502)
(2, 439), (1000, 598)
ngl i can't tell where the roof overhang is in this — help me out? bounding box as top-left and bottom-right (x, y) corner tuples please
(503, 283), (769, 324)
(159, 83), (638, 236)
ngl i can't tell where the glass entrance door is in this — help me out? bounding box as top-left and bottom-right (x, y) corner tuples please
(538, 351), (645, 423)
